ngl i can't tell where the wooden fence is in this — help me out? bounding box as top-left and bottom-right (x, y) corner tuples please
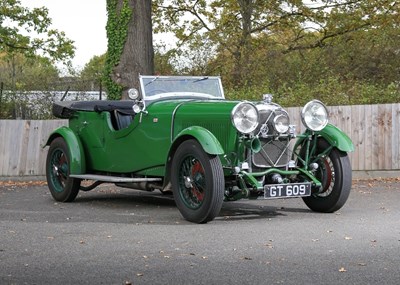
(0, 103), (399, 178)
(0, 120), (66, 177)
(287, 103), (400, 172)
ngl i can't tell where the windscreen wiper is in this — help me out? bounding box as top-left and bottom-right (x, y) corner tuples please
(145, 76), (160, 86)
(192, 76), (209, 83)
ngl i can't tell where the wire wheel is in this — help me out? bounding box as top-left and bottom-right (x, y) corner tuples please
(177, 156), (206, 210)
(302, 139), (352, 213)
(46, 137), (80, 202)
(171, 139), (224, 223)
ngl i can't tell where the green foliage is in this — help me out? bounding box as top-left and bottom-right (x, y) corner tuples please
(80, 54), (106, 90)
(0, 53), (59, 90)
(153, 0), (400, 106)
(0, 0), (75, 63)
(0, 53), (64, 119)
(104, 0), (132, 100)
(225, 77), (400, 107)
(153, 47), (176, 75)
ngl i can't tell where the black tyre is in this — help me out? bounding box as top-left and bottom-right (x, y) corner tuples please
(46, 137), (80, 202)
(171, 139), (224, 223)
(302, 138), (352, 213)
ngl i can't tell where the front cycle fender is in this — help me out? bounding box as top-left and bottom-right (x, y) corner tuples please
(316, 124), (354, 152)
(174, 126), (224, 155)
(295, 124), (354, 153)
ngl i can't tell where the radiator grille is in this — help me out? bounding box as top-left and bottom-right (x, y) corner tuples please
(252, 138), (290, 168)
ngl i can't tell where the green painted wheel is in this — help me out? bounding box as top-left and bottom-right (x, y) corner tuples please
(171, 139), (224, 223)
(46, 137), (80, 202)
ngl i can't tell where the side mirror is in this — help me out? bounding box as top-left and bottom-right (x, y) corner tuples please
(128, 88), (139, 100)
(132, 100), (147, 115)
(133, 102), (143, 114)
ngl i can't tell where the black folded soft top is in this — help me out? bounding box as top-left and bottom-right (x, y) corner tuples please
(52, 100), (135, 119)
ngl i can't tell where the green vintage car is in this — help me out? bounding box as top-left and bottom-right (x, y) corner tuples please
(45, 75), (354, 223)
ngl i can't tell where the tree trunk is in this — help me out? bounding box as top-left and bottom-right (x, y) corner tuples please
(111, 0), (154, 99)
(232, 0), (254, 87)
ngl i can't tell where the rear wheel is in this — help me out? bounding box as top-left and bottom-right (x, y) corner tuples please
(171, 140), (224, 223)
(46, 137), (80, 202)
(302, 139), (351, 213)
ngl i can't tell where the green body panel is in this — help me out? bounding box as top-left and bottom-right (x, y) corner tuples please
(172, 101), (239, 157)
(46, 126), (86, 174)
(316, 124), (354, 152)
(67, 102), (174, 174)
(64, 100), (239, 175)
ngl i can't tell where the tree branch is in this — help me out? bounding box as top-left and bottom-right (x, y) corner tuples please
(284, 22), (371, 53)
(0, 37), (29, 50)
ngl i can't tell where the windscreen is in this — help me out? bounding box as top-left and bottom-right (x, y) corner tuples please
(140, 76), (225, 100)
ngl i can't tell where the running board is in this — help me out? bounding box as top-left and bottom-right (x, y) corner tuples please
(70, 174), (162, 183)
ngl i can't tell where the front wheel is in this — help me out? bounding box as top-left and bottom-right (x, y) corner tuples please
(302, 139), (352, 213)
(171, 140), (224, 223)
(46, 137), (81, 202)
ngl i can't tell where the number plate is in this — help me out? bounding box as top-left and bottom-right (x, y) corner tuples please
(264, 183), (312, 199)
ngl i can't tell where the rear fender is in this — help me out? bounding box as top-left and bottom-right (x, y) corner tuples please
(45, 127), (86, 174)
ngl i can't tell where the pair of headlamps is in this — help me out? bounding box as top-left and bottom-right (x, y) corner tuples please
(231, 100), (328, 134)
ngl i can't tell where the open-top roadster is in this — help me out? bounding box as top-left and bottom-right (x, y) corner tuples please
(46, 75), (354, 223)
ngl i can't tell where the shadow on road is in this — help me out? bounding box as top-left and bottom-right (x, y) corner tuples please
(74, 190), (176, 208)
(69, 188), (310, 222)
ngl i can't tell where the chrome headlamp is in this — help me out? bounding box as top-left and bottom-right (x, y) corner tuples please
(231, 102), (259, 134)
(301, 100), (329, 131)
(273, 112), (290, 133)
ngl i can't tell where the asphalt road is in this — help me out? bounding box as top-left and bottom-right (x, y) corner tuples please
(1, 179), (399, 285)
